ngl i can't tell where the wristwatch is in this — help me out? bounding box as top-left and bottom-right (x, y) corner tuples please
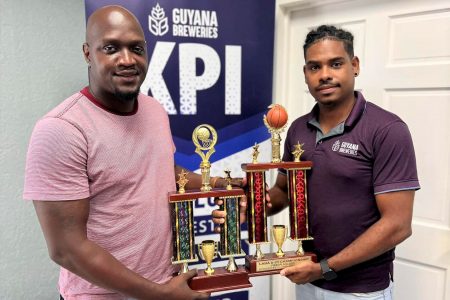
(320, 259), (337, 281)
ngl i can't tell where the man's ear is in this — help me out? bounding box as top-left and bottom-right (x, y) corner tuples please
(82, 43), (90, 65)
(351, 56), (360, 76)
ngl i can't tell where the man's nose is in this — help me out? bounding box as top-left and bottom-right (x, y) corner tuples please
(118, 49), (135, 66)
(319, 66), (332, 82)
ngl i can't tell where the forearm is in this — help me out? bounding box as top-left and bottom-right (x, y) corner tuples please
(174, 165), (202, 189)
(174, 165), (235, 190)
(328, 217), (412, 272)
(53, 238), (166, 299)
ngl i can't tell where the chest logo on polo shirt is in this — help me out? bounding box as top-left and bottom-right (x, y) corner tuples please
(332, 140), (359, 156)
(332, 140), (341, 151)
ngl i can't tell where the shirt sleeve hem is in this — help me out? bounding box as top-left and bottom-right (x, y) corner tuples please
(374, 181), (420, 195)
(23, 191), (90, 201)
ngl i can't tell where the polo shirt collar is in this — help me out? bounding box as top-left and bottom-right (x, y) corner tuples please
(344, 91), (366, 128)
(307, 91), (367, 141)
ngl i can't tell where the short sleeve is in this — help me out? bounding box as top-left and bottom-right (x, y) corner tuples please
(23, 117), (90, 200)
(372, 121), (420, 194)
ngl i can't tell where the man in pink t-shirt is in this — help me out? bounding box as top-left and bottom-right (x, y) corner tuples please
(23, 6), (211, 300)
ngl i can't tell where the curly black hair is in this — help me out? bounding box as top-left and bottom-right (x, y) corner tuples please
(303, 25), (354, 58)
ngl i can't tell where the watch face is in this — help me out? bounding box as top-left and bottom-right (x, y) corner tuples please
(323, 270), (337, 281)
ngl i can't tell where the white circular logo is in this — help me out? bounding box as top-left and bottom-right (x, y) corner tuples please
(332, 140), (340, 152)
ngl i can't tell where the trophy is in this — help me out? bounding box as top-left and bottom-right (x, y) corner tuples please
(242, 104), (317, 275)
(169, 105), (317, 293)
(169, 124), (251, 293)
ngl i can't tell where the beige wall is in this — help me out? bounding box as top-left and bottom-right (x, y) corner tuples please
(0, 0), (86, 298)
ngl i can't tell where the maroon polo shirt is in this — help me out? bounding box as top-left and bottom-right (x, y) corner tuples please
(282, 91), (420, 293)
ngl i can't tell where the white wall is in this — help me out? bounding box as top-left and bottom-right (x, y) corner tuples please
(0, 0), (86, 298)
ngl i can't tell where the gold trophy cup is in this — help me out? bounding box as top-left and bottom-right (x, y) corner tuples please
(272, 225), (287, 258)
(198, 240), (218, 275)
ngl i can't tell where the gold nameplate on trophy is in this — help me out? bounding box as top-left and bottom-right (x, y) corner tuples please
(255, 255), (313, 272)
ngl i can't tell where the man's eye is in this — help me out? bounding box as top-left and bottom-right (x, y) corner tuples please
(133, 47), (145, 54)
(310, 65), (319, 71)
(103, 45), (117, 53)
(332, 62), (342, 68)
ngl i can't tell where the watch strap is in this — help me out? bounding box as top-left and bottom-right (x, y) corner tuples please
(320, 258), (337, 280)
(320, 259), (332, 272)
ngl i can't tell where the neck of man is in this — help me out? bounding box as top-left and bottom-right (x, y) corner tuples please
(89, 86), (137, 114)
(317, 92), (356, 135)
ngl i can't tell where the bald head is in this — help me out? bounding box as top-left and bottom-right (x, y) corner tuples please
(86, 5), (144, 44)
(83, 5), (148, 111)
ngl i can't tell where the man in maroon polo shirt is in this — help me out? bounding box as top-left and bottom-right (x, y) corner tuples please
(211, 25), (420, 299)
(277, 25), (420, 298)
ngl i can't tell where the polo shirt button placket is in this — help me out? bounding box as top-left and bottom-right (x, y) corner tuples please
(315, 140), (323, 150)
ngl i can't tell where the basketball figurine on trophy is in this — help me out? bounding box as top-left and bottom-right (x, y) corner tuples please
(242, 104), (317, 275)
(169, 124), (251, 293)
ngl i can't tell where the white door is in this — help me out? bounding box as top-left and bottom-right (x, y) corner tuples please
(272, 0), (450, 299)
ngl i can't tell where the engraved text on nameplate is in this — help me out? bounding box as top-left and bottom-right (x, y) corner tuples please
(255, 256), (312, 272)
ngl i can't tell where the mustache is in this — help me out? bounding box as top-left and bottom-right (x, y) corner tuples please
(316, 82), (340, 91)
(115, 67), (139, 75)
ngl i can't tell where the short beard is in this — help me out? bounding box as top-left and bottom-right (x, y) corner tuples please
(115, 90), (139, 103)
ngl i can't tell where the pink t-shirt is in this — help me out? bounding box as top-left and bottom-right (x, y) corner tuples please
(24, 88), (176, 299)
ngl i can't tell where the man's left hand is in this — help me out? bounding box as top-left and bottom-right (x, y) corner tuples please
(280, 260), (323, 284)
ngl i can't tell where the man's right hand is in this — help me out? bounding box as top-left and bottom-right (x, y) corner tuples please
(211, 196), (248, 233)
(211, 177), (273, 233)
(211, 173), (288, 233)
(162, 270), (210, 300)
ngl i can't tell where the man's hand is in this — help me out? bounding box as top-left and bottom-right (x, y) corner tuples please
(211, 177), (272, 233)
(212, 177), (247, 232)
(162, 270), (210, 300)
(211, 196), (248, 233)
(280, 261), (322, 285)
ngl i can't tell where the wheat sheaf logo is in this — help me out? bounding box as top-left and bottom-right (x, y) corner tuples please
(332, 140), (340, 152)
(149, 3), (168, 36)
